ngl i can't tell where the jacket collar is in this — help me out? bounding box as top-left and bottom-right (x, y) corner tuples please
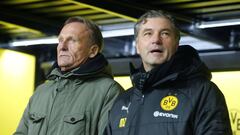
(130, 45), (211, 91)
(47, 53), (112, 80)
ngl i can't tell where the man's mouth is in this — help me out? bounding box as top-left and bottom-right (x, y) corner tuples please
(150, 49), (163, 53)
(59, 53), (69, 57)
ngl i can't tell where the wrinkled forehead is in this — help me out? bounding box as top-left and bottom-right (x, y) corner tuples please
(59, 22), (91, 37)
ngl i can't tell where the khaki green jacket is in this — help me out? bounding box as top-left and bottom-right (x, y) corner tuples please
(14, 54), (123, 135)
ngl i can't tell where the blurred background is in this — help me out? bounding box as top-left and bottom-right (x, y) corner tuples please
(0, 0), (240, 134)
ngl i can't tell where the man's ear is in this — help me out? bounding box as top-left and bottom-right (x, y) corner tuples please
(89, 45), (99, 58)
(136, 39), (140, 54)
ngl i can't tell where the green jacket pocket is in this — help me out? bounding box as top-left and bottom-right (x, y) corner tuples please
(29, 112), (46, 134)
(63, 113), (85, 135)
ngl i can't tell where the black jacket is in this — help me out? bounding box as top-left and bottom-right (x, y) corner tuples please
(105, 45), (232, 135)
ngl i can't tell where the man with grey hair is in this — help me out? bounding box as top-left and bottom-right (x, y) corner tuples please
(105, 10), (232, 135)
(14, 16), (123, 135)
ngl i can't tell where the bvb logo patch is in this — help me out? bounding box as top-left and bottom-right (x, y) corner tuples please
(160, 95), (178, 111)
(119, 117), (127, 128)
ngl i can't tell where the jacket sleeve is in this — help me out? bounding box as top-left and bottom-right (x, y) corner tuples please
(194, 81), (232, 135)
(13, 101), (30, 135)
(98, 82), (123, 135)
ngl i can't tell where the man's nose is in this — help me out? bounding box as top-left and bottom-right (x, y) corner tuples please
(58, 40), (68, 50)
(151, 33), (162, 45)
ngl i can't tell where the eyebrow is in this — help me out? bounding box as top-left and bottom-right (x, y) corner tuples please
(141, 28), (172, 34)
(141, 28), (153, 33)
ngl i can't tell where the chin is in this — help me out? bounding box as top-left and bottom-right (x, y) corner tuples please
(153, 60), (166, 65)
(151, 58), (166, 64)
(58, 62), (71, 67)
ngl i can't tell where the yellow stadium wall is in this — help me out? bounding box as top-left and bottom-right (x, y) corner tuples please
(0, 49), (35, 135)
(115, 71), (240, 135)
(212, 71), (240, 135)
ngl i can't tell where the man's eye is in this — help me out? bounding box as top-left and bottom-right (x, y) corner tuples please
(70, 39), (76, 42)
(144, 32), (152, 36)
(161, 32), (170, 37)
(68, 38), (78, 43)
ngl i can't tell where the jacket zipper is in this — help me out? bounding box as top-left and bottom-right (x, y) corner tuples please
(141, 95), (145, 104)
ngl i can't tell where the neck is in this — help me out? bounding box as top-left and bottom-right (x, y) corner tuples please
(143, 64), (156, 72)
(60, 66), (71, 72)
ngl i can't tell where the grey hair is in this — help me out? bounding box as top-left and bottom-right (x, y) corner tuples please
(64, 16), (104, 52)
(134, 10), (180, 41)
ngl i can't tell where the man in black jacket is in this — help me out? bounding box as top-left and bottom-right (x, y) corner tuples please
(105, 10), (232, 135)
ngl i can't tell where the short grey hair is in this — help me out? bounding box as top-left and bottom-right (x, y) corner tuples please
(134, 10), (180, 41)
(64, 16), (104, 52)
